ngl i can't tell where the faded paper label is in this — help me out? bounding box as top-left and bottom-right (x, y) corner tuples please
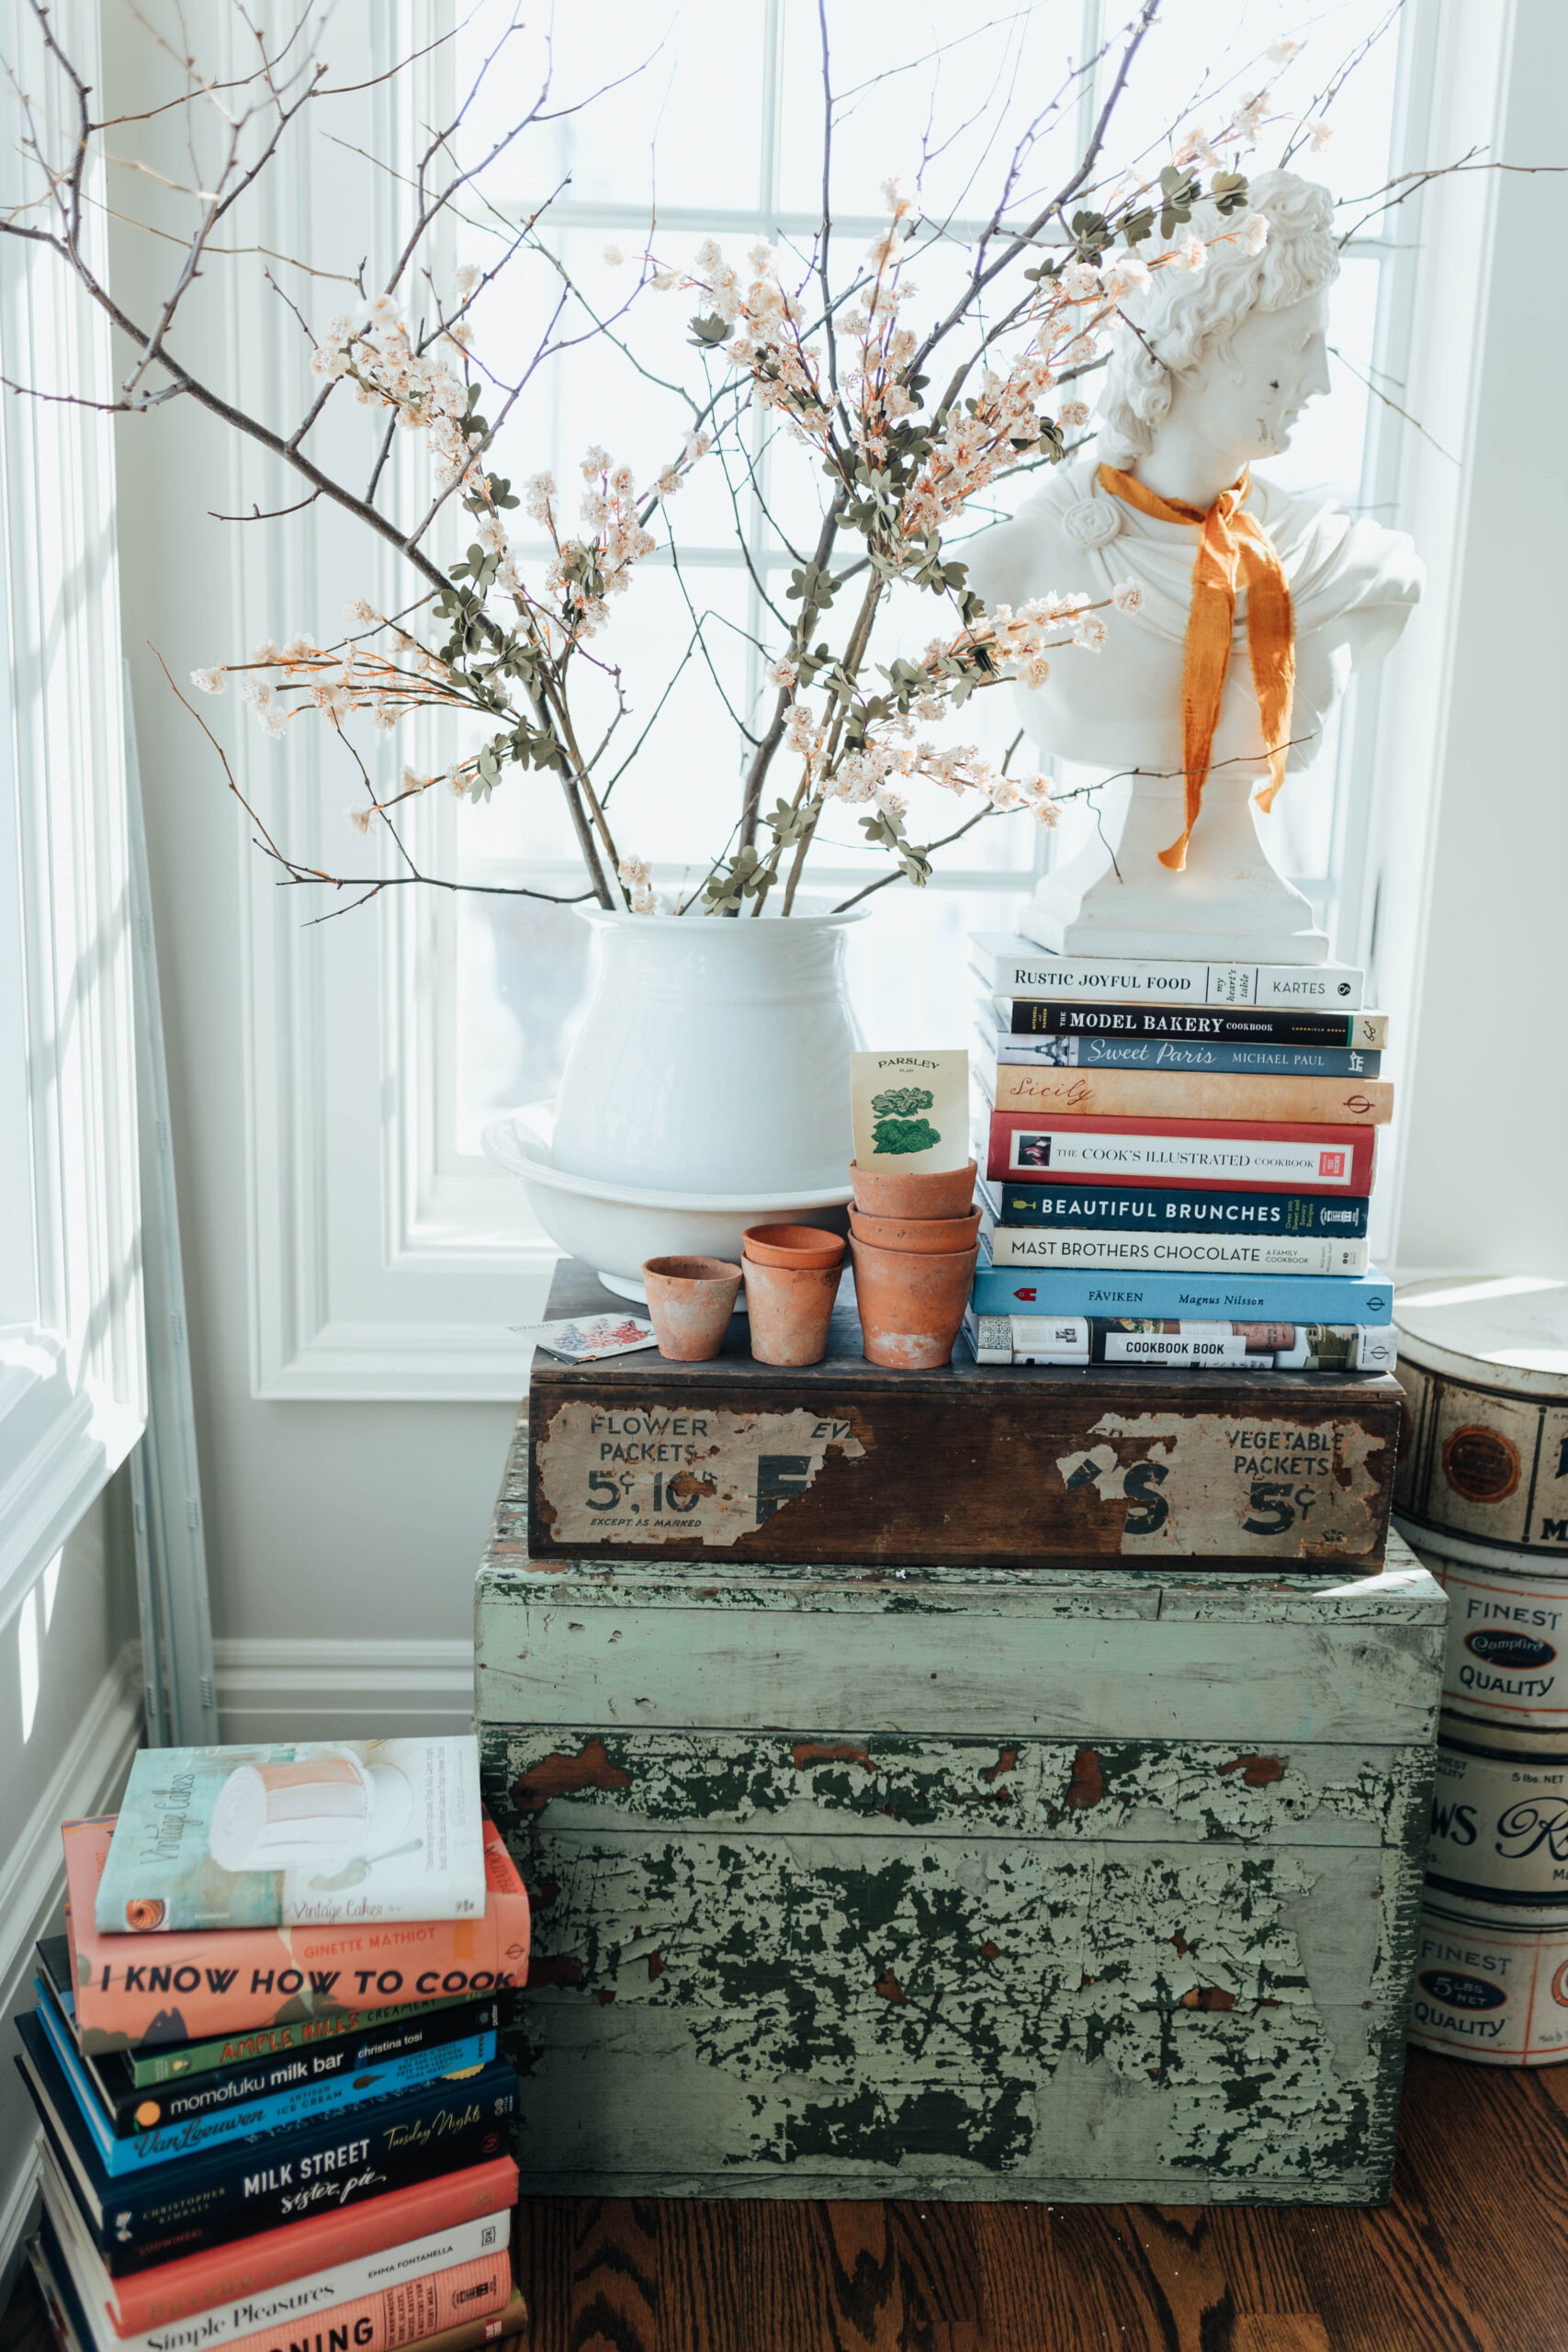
(1055, 1408), (1388, 1558)
(536, 1401), (866, 1546)
(852, 1049), (969, 1172)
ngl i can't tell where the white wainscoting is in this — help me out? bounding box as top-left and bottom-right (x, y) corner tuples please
(212, 1640), (477, 1743)
(0, 1644), (143, 2303)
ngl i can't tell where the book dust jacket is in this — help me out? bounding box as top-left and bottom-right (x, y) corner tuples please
(96, 1739), (485, 1936)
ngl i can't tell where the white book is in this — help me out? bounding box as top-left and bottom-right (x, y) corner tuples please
(39, 2151), (510, 2352)
(969, 932), (1365, 1012)
(978, 1217), (1370, 1276)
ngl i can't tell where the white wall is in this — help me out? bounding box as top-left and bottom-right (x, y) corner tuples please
(1388, 0), (1566, 1273)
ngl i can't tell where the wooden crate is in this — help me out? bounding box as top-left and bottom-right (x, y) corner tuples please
(523, 1266), (1403, 1573)
(475, 1532), (1445, 2205)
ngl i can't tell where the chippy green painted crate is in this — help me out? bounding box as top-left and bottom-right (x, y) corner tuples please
(475, 1534), (1445, 2205)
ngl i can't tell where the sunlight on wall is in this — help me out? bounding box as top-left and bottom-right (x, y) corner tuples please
(17, 1584), (39, 1742)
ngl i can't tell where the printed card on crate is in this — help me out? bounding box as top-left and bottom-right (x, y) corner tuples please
(852, 1050), (969, 1172)
(513, 1315), (658, 1363)
(96, 1741), (485, 1936)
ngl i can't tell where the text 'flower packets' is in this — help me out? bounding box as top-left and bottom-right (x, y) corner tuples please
(852, 1051), (970, 1173)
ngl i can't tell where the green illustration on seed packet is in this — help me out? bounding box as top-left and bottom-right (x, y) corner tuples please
(852, 1051), (970, 1173)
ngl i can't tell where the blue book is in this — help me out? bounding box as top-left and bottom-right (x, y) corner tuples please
(14, 2010), (517, 2274)
(971, 1262), (1393, 1324)
(33, 1979), (495, 2177)
(977, 1179), (1371, 1239)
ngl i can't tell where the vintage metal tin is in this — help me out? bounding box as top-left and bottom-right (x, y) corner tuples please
(1408, 1901), (1568, 2066)
(1417, 1549), (1568, 1729)
(1425, 1714), (1568, 1924)
(1393, 1274), (1568, 1573)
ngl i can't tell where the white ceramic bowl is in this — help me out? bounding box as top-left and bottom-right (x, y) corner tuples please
(482, 1105), (852, 1294)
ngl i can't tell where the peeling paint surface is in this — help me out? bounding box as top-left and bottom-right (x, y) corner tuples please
(536, 1404), (866, 1548)
(1056, 1411), (1387, 1560)
(480, 1726), (1434, 2198)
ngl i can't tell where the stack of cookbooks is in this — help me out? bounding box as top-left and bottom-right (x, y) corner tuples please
(965, 932), (1395, 1371)
(17, 1739), (529, 2352)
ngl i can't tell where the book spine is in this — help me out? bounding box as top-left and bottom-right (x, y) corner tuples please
(971, 1264), (1393, 1323)
(984, 1112), (1378, 1194)
(987, 1067), (1393, 1125)
(181, 2255), (511, 2352)
(111, 2000), (500, 2131)
(967, 944), (1365, 1009)
(68, 1819), (530, 2052)
(978, 1177), (1371, 1238)
(977, 1220), (1370, 1275)
(72, 2012), (498, 2175)
(128, 1995), (479, 2093)
(118, 2222), (510, 2352)
(986, 1033), (1383, 1077)
(104, 2163), (519, 2332)
(19, 2022), (518, 2274)
(963, 1310), (1396, 1371)
(994, 997), (1388, 1049)
(106, 2070), (517, 2272)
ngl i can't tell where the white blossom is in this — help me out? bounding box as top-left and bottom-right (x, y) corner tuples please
(454, 263), (482, 299)
(190, 665), (226, 695)
(1243, 211), (1270, 255)
(603, 243), (626, 267)
(1111, 579), (1144, 615)
(1057, 399), (1090, 431)
(1266, 38), (1302, 64)
(1305, 117), (1335, 152)
(1172, 232), (1207, 274)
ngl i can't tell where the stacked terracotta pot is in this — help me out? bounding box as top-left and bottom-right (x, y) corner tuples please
(848, 1159), (980, 1370)
(638, 1229), (848, 1367)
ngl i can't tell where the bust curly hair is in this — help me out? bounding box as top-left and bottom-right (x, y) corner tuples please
(1095, 170), (1339, 465)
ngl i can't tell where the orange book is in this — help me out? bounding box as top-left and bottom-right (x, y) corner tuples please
(64, 1815), (530, 2054)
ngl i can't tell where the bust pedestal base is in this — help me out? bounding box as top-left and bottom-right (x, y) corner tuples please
(1024, 772), (1329, 965)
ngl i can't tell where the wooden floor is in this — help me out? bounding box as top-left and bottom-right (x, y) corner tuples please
(7, 2050), (1565, 2352)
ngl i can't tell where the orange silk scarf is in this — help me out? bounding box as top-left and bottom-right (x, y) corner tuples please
(1097, 463), (1295, 871)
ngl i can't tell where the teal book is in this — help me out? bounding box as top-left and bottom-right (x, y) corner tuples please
(94, 1738), (486, 1937)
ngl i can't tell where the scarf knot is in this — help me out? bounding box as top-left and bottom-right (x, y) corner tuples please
(1097, 462), (1295, 870)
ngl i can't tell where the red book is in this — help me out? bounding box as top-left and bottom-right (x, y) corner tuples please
(984, 1111), (1378, 1195)
(65, 1815), (530, 2052)
(91, 2159), (518, 2333)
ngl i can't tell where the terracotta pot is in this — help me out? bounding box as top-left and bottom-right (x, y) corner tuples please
(641, 1255), (742, 1361)
(743, 1256), (844, 1366)
(742, 1223), (847, 1270)
(849, 1159), (976, 1221)
(850, 1236), (977, 1371)
(848, 1205), (983, 1254)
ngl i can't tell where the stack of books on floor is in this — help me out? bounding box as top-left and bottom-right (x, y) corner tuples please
(964, 933), (1395, 1370)
(17, 1738), (530, 2352)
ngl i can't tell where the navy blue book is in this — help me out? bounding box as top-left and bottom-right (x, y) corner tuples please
(15, 2010), (517, 2275)
(977, 1177), (1371, 1239)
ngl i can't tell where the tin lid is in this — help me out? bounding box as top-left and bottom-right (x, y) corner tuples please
(1394, 1274), (1568, 1397)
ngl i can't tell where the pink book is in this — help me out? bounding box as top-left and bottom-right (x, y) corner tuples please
(90, 2160), (518, 2333)
(64, 1814), (530, 2052)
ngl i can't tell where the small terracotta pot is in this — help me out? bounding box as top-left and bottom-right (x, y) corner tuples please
(850, 1236), (977, 1371)
(849, 1158), (977, 1221)
(641, 1255), (742, 1361)
(743, 1255), (844, 1366)
(742, 1223), (847, 1270)
(848, 1205), (983, 1254)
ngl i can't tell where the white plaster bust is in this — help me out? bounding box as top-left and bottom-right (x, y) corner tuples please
(965, 170), (1423, 963)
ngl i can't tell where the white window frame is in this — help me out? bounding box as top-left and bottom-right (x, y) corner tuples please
(0, 0), (144, 1610)
(236, 0), (1509, 1397)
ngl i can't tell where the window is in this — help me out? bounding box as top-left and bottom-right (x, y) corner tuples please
(438, 2), (1413, 1142)
(238, 0), (1475, 1394)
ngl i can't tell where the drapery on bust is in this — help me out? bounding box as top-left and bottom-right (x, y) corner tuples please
(965, 170), (1423, 965)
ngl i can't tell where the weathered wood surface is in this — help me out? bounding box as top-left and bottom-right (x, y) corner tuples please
(506, 2051), (1568, 2350)
(525, 1263), (1403, 1571)
(474, 1547), (1446, 1744)
(480, 1720), (1432, 2203)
